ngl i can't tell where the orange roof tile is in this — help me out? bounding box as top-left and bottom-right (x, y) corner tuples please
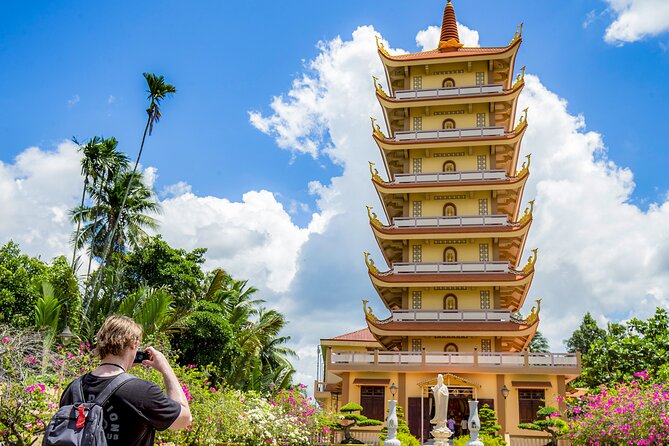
(329, 327), (376, 342)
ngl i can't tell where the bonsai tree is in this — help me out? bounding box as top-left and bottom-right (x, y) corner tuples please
(332, 402), (383, 444)
(479, 403), (503, 437)
(518, 406), (568, 446)
(379, 404), (419, 446)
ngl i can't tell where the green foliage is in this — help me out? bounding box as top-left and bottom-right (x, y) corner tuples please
(34, 282), (61, 333)
(340, 402), (364, 413)
(120, 235), (206, 309)
(479, 403), (503, 437)
(577, 308), (669, 387)
(564, 312), (606, 354)
(528, 331), (550, 353)
(0, 241), (48, 328)
(518, 406), (568, 446)
(454, 433), (507, 446)
(331, 402), (382, 443)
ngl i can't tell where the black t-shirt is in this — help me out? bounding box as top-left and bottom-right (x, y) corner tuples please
(60, 373), (181, 446)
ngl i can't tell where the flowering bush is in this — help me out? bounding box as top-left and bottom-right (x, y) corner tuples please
(568, 371), (669, 445)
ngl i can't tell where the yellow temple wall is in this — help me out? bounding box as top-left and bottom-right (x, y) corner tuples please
(408, 62), (489, 89)
(409, 191), (492, 215)
(408, 287), (494, 309)
(410, 149), (490, 172)
(409, 103), (490, 129)
(412, 336), (494, 352)
(408, 239), (494, 263)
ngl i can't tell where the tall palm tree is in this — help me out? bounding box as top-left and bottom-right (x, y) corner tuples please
(96, 73), (176, 270)
(72, 170), (160, 262)
(70, 136), (103, 269)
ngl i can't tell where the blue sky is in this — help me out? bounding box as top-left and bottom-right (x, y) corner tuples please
(3, 1), (669, 385)
(2, 0), (669, 222)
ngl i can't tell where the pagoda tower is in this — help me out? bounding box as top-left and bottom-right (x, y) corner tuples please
(317, 2), (580, 442)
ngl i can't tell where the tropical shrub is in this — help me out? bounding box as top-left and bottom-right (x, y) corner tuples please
(568, 372), (669, 445)
(453, 433), (506, 446)
(518, 406), (567, 446)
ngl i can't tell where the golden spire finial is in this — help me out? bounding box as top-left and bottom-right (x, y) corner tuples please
(524, 298), (542, 325)
(522, 248), (538, 274)
(362, 299), (378, 322)
(372, 76), (388, 97)
(375, 35), (389, 56)
(510, 23), (524, 45)
(368, 161), (384, 182)
(366, 205), (383, 228)
(517, 153), (532, 177)
(364, 251), (380, 274)
(515, 108), (529, 131)
(513, 66), (527, 88)
(370, 117), (386, 139)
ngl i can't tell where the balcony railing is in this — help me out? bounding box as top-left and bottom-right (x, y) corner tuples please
(394, 169), (507, 184)
(392, 215), (510, 228)
(392, 261), (509, 274)
(394, 84), (504, 100)
(391, 309), (512, 322)
(394, 126), (505, 142)
(330, 350), (580, 369)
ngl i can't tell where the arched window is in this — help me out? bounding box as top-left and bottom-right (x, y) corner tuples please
(443, 203), (457, 217)
(442, 119), (456, 129)
(443, 161), (456, 172)
(444, 343), (459, 352)
(444, 294), (458, 310)
(443, 247), (457, 263)
(442, 78), (455, 88)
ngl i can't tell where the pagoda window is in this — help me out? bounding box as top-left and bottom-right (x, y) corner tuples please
(478, 199), (489, 215)
(413, 158), (423, 173)
(480, 290), (491, 309)
(413, 201), (423, 217)
(413, 116), (423, 131)
(443, 203), (457, 217)
(443, 161), (456, 172)
(481, 339), (492, 352)
(442, 78), (455, 88)
(518, 389), (545, 423)
(411, 339), (422, 352)
(475, 72), (485, 86)
(443, 248), (458, 263)
(477, 155), (487, 170)
(479, 244), (490, 262)
(413, 76), (423, 90)
(412, 291), (422, 309)
(360, 386), (386, 422)
(444, 294), (458, 310)
(442, 119), (456, 129)
(444, 343), (459, 352)
(476, 113), (486, 127)
(412, 245), (423, 263)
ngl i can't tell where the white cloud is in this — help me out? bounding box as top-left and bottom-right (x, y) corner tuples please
(67, 95), (80, 107)
(415, 23), (480, 51)
(603, 0), (669, 43)
(0, 141), (82, 261)
(107, 95), (116, 104)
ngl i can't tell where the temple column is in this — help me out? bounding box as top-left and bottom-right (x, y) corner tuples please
(398, 373), (408, 412)
(341, 372), (351, 405)
(496, 374), (507, 434)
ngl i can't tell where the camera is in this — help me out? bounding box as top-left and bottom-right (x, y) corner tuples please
(133, 350), (150, 363)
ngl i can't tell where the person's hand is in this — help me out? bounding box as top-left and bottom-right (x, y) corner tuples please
(143, 346), (171, 375)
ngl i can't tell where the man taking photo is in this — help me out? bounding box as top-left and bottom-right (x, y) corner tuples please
(57, 315), (192, 445)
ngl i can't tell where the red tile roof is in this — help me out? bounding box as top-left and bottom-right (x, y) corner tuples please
(330, 328), (376, 342)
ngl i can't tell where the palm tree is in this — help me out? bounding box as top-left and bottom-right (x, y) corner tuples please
(96, 73), (176, 271)
(116, 287), (188, 338)
(72, 170), (160, 262)
(70, 136), (103, 269)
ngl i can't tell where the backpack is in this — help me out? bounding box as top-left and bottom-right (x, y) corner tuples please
(42, 373), (134, 446)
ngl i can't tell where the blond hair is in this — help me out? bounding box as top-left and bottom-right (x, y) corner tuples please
(94, 315), (142, 359)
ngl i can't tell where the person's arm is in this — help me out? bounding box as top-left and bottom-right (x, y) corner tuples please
(144, 347), (192, 430)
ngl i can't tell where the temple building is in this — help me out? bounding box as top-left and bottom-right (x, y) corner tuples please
(316, 1), (580, 442)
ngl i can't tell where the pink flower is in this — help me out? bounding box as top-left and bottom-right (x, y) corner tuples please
(1, 337), (11, 343)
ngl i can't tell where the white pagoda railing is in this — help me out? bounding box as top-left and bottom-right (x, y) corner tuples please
(392, 261), (509, 274)
(393, 215), (509, 228)
(395, 84), (504, 100)
(394, 169), (507, 184)
(395, 126), (505, 142)
(330, 350), (580, 369)
(391, 309), (512, 322)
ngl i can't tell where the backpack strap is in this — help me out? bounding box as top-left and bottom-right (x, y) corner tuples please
(93, 373), (135, 406)
(69, 377), (86, 404)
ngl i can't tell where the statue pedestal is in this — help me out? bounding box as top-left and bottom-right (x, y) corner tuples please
(430, 422), (453, 446)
